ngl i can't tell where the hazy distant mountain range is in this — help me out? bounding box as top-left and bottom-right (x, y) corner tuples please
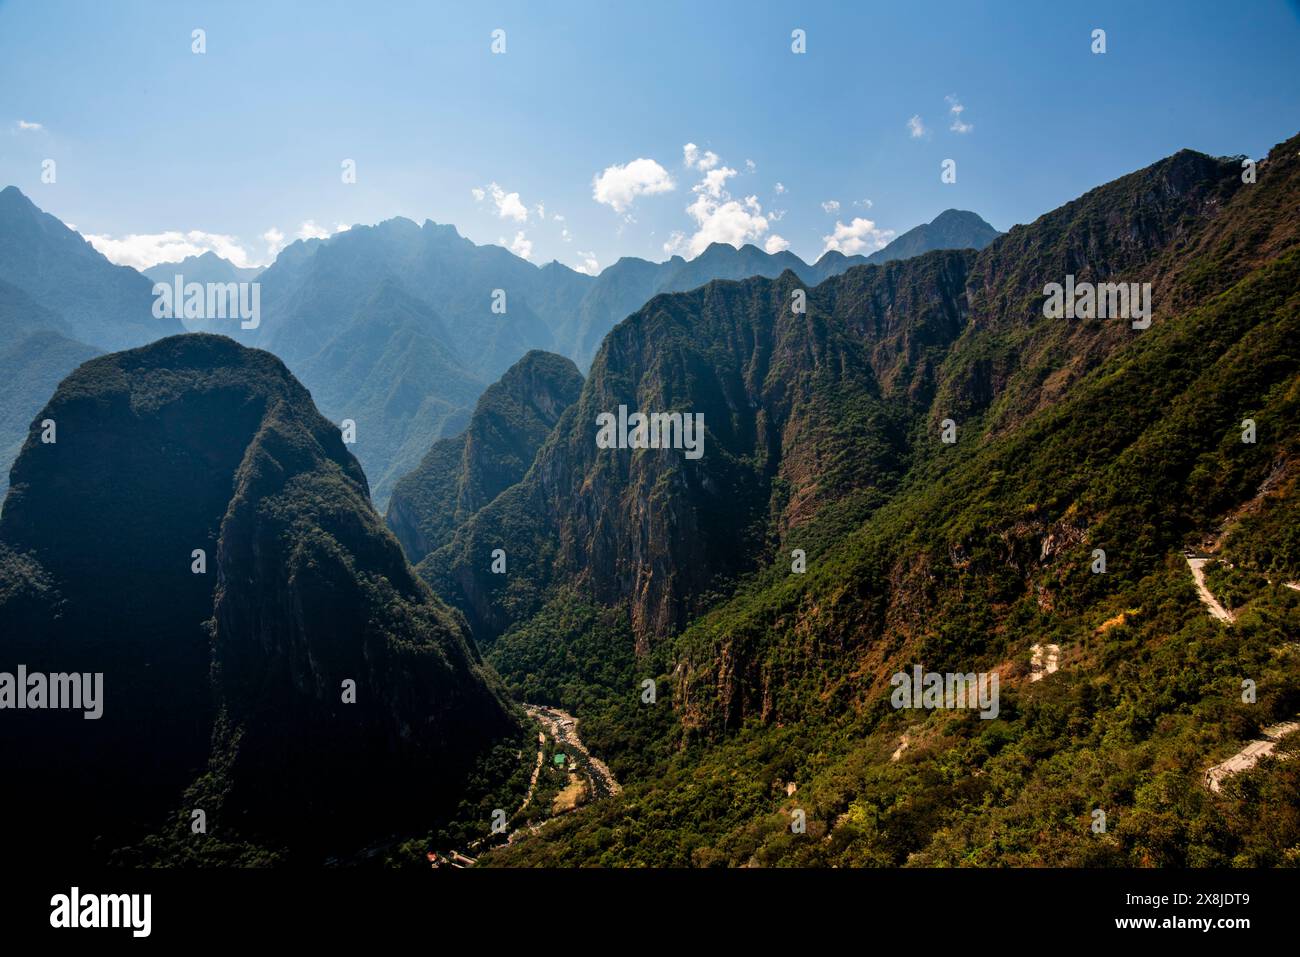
(0, 186), (181, 350)
(143, 250), (264, 286)
(0, 187), (997, 507)
(143, 251), (264, 333)
(240, 208), (996, 506)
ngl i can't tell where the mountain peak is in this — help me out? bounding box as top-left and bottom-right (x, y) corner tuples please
(421, 219), (465, 241)
(142, 249), (263, 286)
(700, 241), (738, 258)
(0, 184), (38, 215)
(863, 207), (1000, 266)
(931, 208), (995, 228)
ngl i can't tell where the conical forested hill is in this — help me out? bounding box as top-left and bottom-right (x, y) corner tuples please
(0, 334), (520, 862)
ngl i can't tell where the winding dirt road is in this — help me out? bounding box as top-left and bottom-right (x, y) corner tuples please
(1184, 555), (1234, 623)
(1205, 719), (1299, 792)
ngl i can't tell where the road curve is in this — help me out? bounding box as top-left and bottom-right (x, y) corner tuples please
(1185, 556), (1234, 623)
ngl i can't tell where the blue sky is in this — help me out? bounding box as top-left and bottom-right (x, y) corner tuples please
(2, 0), (1298, 273)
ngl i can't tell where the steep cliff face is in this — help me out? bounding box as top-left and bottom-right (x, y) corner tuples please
(386, 437), (467, 563)
(555, 210), (997, 368)
(0, 334), (517, 859)
(673, 134), (1300, 734)
(421, 140), (1288, 662)
(938, 148), (1245, 431)
(422, 253), (973, 647)
(386, 350), (583, 564)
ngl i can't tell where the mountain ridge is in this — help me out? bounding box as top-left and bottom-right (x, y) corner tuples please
(0, 185), (183, 350)
(416, 139), (1281, 660)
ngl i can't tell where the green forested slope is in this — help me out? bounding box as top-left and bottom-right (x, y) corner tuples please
(479, 135), (1300, 867)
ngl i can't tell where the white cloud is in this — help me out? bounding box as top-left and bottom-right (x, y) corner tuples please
(574, 250), (600, 275)
(821, 217), (895, 256)
(683, 142), (720, 171)
(668, 149), (775, 257)
(697, 166), (737, 199)
(821, 200), (840, 214)
(560, 226), (572, 242)
(84, 229), (266, 270)
(534, 202), (546, 219)
(774, 182), (787, 194)
(853, 198), (874, 209)
(263, 227), (286, 259)
(506, 230), (532, 259)
(297, 220), (331, 241)
(683, 191), (769, 257)
(745, 159), (756, 173)
(489, 182), (529, 222)
(946, 95), (973, 134)
(907, 115), (926, 138)
(592, 158), (675, 213)
(473, 182), (528, 222)
(335, 223), (350, 233)
(553, 213), (565, 222)
(763, 234), (790, 254)
(768, 208), (787, 222)
(16, 119), (43, 131)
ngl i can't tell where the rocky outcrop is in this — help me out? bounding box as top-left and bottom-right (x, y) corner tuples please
(422, 254), (972, 648)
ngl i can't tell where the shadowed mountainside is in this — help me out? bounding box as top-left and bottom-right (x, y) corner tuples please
(0, 334), (519, 862)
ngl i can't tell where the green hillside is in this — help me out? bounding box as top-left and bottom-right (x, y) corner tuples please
(474, 135), (1300, 866)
